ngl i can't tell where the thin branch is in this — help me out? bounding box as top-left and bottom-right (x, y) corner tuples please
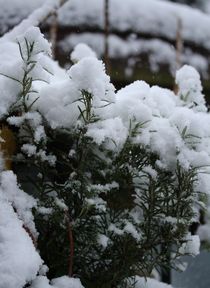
(23, 224), (38, 248)
(65, 209), (74, 277)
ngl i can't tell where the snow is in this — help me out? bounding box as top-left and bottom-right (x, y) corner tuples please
(0, 26), (52, 120)
(123, 221), (141, 241)
(143, 165), (158, 180)
(30, 276), (52, 288)
(34, 125), (46, 143)
(71, 43), (97, 63)
(36, 150), (56, 166)
(8, 112), (43, 128)
(51, 276), (85, 288)
(114, 81), (152, 127)
(0, 198), (42, 288)
(179, 234), (200, 256)
(176, 65), (206, 111)
(21, 144), (37, 157)
(15, 26), (51, 57)
(89, 182), (119, 193)
(98, 234), (109, 248)
(0, 171), (38, 238)
(68, 57), (115, 110)
(31, 276), (85, 288)
(86, 117), (128, 151)
(108, 222), (141, 241)
(36, 54), (115, 129)
(54, 198), (68, 211)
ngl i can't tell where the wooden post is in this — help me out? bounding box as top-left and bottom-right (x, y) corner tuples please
(176, 17), (183, 71)
(104, 0), (111, 74)
(50, 11), (58, 59)
(174, 17), (183, 94)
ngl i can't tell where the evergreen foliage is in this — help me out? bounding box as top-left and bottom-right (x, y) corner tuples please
(0, 21), (207, 288)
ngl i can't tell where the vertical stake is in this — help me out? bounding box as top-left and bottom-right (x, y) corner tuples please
(174, 17), (183, 94)
(50, 11), (58, 59)
(104, 0), (111, 74)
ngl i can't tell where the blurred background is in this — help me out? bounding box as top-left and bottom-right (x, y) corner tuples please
(1, 0), (210, 97)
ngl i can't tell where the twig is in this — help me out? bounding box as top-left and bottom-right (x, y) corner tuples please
(23, 224), (38, 248)
(65, 209), (74, 277)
